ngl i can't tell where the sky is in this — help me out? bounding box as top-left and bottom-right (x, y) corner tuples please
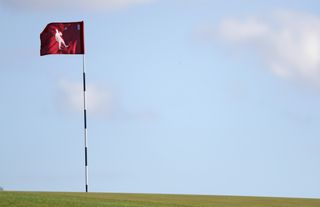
(0, 0), (320, 198)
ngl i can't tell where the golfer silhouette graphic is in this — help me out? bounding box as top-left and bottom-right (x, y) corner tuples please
(55, 29), (69, 50)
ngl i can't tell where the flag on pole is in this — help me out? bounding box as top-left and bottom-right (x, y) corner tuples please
(40, 21), (89, 192)
(40, 21), (85, 56)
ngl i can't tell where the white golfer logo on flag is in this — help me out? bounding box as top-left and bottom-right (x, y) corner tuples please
(55, 29), (69, 50)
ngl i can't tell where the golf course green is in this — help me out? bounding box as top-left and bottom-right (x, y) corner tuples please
(0, 191), (319, 207)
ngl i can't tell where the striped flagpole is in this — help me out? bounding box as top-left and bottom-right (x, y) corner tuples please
(82, 54), (89, 192)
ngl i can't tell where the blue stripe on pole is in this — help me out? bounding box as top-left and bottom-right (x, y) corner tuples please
(84, 109), (87, 129)
(85, 147), (88, 166)
(83, 72), (86, 91)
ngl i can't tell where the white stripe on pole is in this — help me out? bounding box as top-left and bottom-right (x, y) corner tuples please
(82, 54), (89, 192)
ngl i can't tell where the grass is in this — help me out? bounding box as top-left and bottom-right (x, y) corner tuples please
(0, 191), (319, 207)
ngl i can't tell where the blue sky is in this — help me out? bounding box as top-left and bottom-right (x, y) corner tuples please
(1, 0), (320, 198)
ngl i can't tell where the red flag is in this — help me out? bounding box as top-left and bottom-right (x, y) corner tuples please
(40, 21), (85, 56)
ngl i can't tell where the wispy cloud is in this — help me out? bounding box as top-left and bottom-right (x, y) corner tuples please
(0, 0), (156, 11)
(58, 79), (116, 117)
(219, 18), (270, 42)
(200, 10), (320, 88)
(57, 79), (158, 121)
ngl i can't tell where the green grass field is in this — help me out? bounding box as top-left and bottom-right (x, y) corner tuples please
(0, 191), (319, 207)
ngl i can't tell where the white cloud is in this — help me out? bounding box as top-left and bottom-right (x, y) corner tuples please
(216, 11), (320, 88)
(57, 79), (157, 121)
(58, 79), (115, 117)
(0, 0), (156, 11)
(219, 18), (270, 42)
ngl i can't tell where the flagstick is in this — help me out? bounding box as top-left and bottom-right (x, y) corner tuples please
(82, 54), (89, 193)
